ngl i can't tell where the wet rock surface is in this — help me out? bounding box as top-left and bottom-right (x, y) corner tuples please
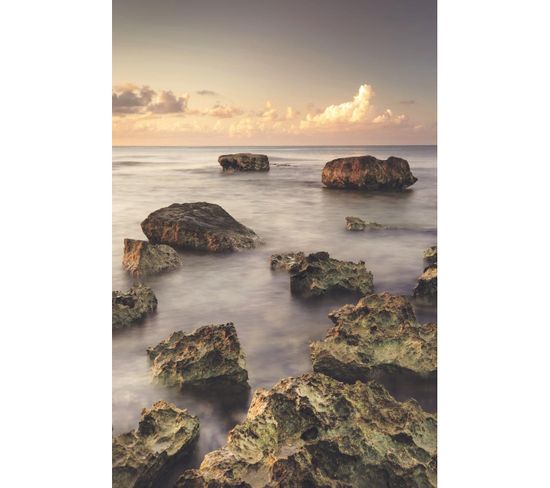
(112, 283), (157, 330)
(414, 265), (437, 301)
(123, 238), (182, 276)
(345, 216), (366, 231)
(311, 292), (437, 383)
(218, 153), (270, 172)
(322, 155), (417, 191)
(112, 400), (199, 488)
(269, 252), (305, 271)
(289, 251), (374, 298)
(141, 202), (259, 252)
(176, 373), (437, 488)
(147, 323), (249, 387)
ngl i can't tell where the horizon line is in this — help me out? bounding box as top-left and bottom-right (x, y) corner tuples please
(113, 144), (437, 148)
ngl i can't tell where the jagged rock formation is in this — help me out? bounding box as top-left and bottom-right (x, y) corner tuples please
(270, 252), (305, 271)
(322, 155), (417, 191)
(424, 246), (437, 266)
(112, 400), (199, 488)
(112, 283), (157, 330)
(141, 202), (259, 252)
(176, 373), (437, 488)
(311, 292), (437, 382)
(345, 216), (366, 231)
(414, 265), (437, 301)
(218, 153), (270, 172)
(123, 238), (182, 276)
(147, 323), (248, 387)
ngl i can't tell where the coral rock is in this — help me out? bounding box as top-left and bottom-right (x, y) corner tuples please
(123, 238), (182, 276)
(423, 246), (437, 266)
(414, 265), (437, 301)
(112, 283), (157, 330)
(218, 153), (270, 172)
(270, 252), (305, 271)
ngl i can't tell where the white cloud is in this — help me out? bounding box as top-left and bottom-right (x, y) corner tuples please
(372, 109), (408, 125)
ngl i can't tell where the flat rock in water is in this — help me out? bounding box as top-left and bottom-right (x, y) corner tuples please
(270, 251), (305, 271)
(141, 202), (258, 252)
(112, 283), (157, 330)
(218, 153), (270, 172)
(322, 155), (417, 191)
(311, 292), (437, 382)
(123, 238), (182, 276)
(289, 251), (374, 298)
(147, 323), (248, 387)
(176, 373), (436, 488)
(414, 265), (437, 301)
(112, 400), (199, 488)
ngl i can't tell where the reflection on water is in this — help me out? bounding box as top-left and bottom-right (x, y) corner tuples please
(112, 145), (437, 482)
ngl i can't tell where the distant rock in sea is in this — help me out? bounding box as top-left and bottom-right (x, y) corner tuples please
(122, 238), (181, 276)
(218, 153), (270, 172)
(112, 283), (157, 329)
(345, 216), (366, 231)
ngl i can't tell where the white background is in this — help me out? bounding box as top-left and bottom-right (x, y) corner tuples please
(1, 0), (549, 485)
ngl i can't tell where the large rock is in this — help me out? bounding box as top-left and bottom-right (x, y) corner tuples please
(112, 283), (157, 330)
(322, 155), (417, 191)
(112, 400), (199, 488)
(147, 323), (248, 387)
(123, 238), (182, 276)
(141, 202), (259, 252)
(270, 252), (305, 271)
(176, 373), (437, 488)
(218, 153), (269, 172)
(289, 251), (374, 298)
(414, 265), (437, 301)
(311, 292), (437, 382)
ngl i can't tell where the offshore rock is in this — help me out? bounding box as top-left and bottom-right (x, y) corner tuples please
(218, 153), (270, 172)
(311, 292), (437, 382)
(123, 238), (182, 276)
(147, 323), (248, 387)
(322, 155), (417, 191)
(345, 216), (366, 231)
(289, 251), (374, 298)
(270, 252), (305, 271)
(176, 373), (437, 488)
(424, 246), (437, 266)
(112, 283), (157, 330)
(112, 400), (199, 488)
(141, 202), (258, 252)
(414, 265), (437, 301)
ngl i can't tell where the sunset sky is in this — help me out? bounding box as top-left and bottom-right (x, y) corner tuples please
(113, 0), (436, 146)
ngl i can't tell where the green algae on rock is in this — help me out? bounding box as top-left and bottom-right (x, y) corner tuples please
(112, 400), (199, 488)
(112, 283), (157, 330)
(218, 153), (270, 172)
(147, 323), (248, 387)
(123, 238), (182, 276)
(176, 373), (436, 488)
(311, 292), (437, 382)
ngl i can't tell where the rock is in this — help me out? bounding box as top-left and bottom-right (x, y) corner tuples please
(270, 252), (305, 271)
(112, 400), (199, 488)
(123, 238), (182, 276)
(141, 202), (259, 252)
(176, 373), (436, 488)
(112, 283), (157, 330)
(311, 292), (437, 382)
(424, 246), (437, 266)
(147, 323), (248, 387)
(218, 153), (270, 172)
(289, 252), (374, 298)
(345, 216), (366, 231)
(414, 265), (437, 301)
(322, 155), (417, 191)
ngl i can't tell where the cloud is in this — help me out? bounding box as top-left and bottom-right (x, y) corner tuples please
(112, 85), (188, 115)
(148, 90), (189, 114)
(372, 109), (408, 125)
(202, 103), (243, 118)
(196, 90), (219, 96)
(399, 100), (416, 105)
(260, 100), (279, 121)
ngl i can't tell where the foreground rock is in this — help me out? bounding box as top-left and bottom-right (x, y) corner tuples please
(218, 153), (270, 172)
(270, 251), (305, 271)
(311, 292), (437, 382)
(112, 283), (157, 330)
(123, 238), (182, 276)
(424, 246), (437, 266)
(177, 373), (436, 487)
(322, 155), (417, 191)
(414, 265), (437, 301)
(289, 251), (374, 298)
(147, 323), (248, 387)
(113, 400), (199, 488)
(141, 202), (258, 252)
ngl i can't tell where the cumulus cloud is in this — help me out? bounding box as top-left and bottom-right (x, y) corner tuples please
(112, 85), (188, 115)
(196, 89), (219, 96)
(260, 100), (279, 121)
(202, 103), (243, 118)
(148, 90), (189, 114)
(372, 109), (408, 125)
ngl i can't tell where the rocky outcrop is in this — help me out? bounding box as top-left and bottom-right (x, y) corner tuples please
(311, 292), (437, 383)
(270, 252), (305, 271)
(141, 202), (259, 252)
(322, 155), (417, 191)
(288, 251), (374, 298)
(113, 400), (199, 488)
(218, 153), (270, 172)
(147, 323), (248, 387)
(345, 216), (366, 231)
(123, 238), (182, 276)
(112, 283), (157, 330)
(414, 265), (437, 301)
(424, 246), (437, 266)
(176, 373), (436, 488)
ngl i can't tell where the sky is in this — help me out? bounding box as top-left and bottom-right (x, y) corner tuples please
(113, 0), (436, 146)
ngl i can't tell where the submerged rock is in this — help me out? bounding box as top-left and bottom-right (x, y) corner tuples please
(112, 400), (199, 488)
(270, 252), (305, 271)
(311, 292), (437, 382)
(322, 155), (417, 191)
(414, 265), (437, 301)
(424, 246), (437, 266)
(141, 202), (259, 252)
(289, 251), (374, 298)
(176, 373), (436, 488)
(147, 323), (248, 387)
(112, 283), (157, 330)
(218, 153), (270, 172)
(123, 238), (182, 276)
(345, 216), (366, 231)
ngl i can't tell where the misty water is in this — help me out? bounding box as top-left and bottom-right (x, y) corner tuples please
(112, 145), (437, 483)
